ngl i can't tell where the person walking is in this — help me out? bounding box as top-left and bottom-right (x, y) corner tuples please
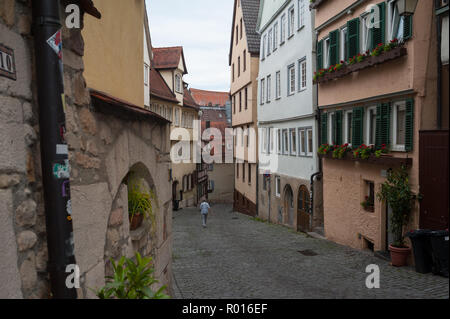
(199, 200), (211, 228)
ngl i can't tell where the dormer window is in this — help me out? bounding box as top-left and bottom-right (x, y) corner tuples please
(175, 74), (182, 93)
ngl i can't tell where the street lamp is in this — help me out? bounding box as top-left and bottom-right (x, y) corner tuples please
(397, 0), (419, 16)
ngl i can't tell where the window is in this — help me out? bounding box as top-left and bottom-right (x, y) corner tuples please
(261, 128), (267, 154)
(175, 108), (180, 126)
(175, 74), (182, 93)
(260, 78), (265, 105)
(275, 71), (281, 99)
(144, 63), (149, 86)
(392, 101), (406, 150)
(266, 75), (271, 103)
(277, 129), (282, 154)
(243, 50), (247, 71)
(236, 163), (239, 178)
(248, 163), (252, 184)
(366, 107), (377, 145)
(288, 6), (295, 38)
(276, 176), (281, 197)
(273, 23), (279, 51)
(340, 27), (348, 62)
(245, 87), (248, 109)
(261, 35), (267, 60)
(299, 128), (306, 155)
(328, 112), (335, 144)
(233, 95), (236, 114)
(239, 91), (242, 112)
(282, 129), (289, 155)
(290, 129), (297, 155)
(363, 181), (375, 212)
(240, 18), (243, 39)
(323, 37), (330, 68)
(388, 0), (404, 41)
(280, 14), (286, 44)
(362, 14), (372, 53)
(298, 0), (305, 29)
(345, 111), (353, 146)
(307, 129), (313, 156)
(236, 25), (239, 45)
(267, 28), (273, 56)
(269, 127), (274, 153)
(298, 58), (307, 91)
(238, 56), (241, 77)
(288, 64), (295, 96)
(232, 63), (235, 82)
(242, 162), (245, 182)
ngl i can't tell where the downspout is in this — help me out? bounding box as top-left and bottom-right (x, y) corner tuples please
(32, 1), (77, 298)
(435, 0), (442, 130)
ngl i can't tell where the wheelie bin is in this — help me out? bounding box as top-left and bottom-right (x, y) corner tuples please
(406, 229), (433, 274)
(429, 230), (449, 278)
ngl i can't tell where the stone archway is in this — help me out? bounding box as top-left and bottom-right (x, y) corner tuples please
(104, 162), (159, 277)
(284, 185), (294, 226)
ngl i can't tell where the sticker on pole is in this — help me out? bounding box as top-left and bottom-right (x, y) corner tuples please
(47, 30), (62, 59)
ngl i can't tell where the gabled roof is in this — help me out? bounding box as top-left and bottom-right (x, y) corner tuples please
(183, 88), (200, 110)
(150, 68), (178, 103)
(229, 0), (261, 65)
(152, 46), (188, 74)
(190, 88), (230, 107)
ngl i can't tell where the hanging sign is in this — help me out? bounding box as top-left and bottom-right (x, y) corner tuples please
(0, 44), (16, 80)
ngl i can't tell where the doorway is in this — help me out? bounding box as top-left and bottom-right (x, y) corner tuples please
(297, 185), (311, 232)
(284, 185), (294, 226)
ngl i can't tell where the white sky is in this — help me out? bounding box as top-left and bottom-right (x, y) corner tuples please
(146, 0), (234, 92)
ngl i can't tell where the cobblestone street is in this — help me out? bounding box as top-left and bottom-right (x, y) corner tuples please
(172, 204), (449, 299)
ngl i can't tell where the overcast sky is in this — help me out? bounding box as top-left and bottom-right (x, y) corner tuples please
(146, 0), (234, 92)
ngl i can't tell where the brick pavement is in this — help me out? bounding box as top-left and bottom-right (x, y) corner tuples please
(172, 204), (449, 299)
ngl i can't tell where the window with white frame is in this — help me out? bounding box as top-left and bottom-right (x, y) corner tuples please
(290, 129), (297, 155)
(276, 71), (281, 99)
(298, 58), (307, 91)
(174, 108), (180, 126)
(280, 14), (286, 44)
(144, 63), (149, 86)
(175, 74), (182, 93)
(261, 127), (267, 153)
(273, 23), (279, 51)
(266, 128), (271, 154)
(340, 27), (348, 62)
(276, 176), (281, 197)
(282, 129), (289, 155)
(387, 0), (405, 41)
(366, 107), (377, 145)
(345, 111), (353, 146)
(269, 127), (274, 153)
(307, 128), (313, 156)
(324, 37), (330, 68)
(277, 129), (282, 154)
(288, 64), (295, 96)
(298, 0), (305, 29)
(299, 128), (306, 155)
(266, 75), (271, 103)
(260, 78), (265, 105)
(267, 28), (273, 56)
(261, 35), (267, 60)
(288, 6), (295, 38)
(392, 101), (407, 151)
(362, 14), (372, 53)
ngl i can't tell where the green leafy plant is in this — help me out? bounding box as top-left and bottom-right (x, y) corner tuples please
(370, 43), (385, 57)
(353, 144), (374, 160)
(375, 144), (389, 158)
(128, 182), (156, 221)
(377, 166), (416, 248)
(361, 195), (374, 211)
(318, 143), (333, 155)
(332, 144), (351, 159)
(96, 253), (170, 299)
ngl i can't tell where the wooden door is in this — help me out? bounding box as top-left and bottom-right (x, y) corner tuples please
(297, 186), (311, 232)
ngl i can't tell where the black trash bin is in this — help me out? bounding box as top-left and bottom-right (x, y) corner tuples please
(173, 200), (180, 211)
(430, 230), (449, 278)
(406, 229), (433, 274)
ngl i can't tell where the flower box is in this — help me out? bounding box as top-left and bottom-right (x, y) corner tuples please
(320, 151), (413, 167)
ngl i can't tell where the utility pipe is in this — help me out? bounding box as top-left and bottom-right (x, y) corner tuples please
(32, 0), (77, 299)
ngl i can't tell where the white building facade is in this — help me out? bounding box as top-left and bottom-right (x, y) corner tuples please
(256, 0), (323, 233)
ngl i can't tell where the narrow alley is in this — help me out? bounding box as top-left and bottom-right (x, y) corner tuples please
(172, 204), (449, 299)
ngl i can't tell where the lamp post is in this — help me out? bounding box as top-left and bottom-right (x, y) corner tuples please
(397, 0), (419, 16)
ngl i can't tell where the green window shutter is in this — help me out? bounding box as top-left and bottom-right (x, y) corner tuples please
(335, 110), (343, 145)
(375, 103), (391, 147)
(321, 113), (328, 145)
(317, 40), (323, 70)
(329, 30), (340, 66)
(347, 18), (360, 59)
(405, 99), (414, 151)
(352, 107), (365, 148)
(371, 2), (386, 50)
(403, 15), (413, 40)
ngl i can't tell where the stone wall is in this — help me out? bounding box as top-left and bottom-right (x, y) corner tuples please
(0, 0), (173, 298)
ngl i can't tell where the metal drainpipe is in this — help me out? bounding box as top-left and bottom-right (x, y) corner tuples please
(32, 0), (77, 299)
(435, 1), (442, 130)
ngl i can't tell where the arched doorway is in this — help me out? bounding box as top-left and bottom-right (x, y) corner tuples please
(297, 185), (311, 232)
(284, 185), (294, 226)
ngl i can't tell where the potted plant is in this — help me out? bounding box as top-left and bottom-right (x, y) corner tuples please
(128, 182), (156, 231)
(361, 196), (375, 212)
(377, 165), (415, 267)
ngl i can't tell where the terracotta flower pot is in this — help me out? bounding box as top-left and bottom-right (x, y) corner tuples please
(389, 245), (411, 267)
(129, 213), (144, 231)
